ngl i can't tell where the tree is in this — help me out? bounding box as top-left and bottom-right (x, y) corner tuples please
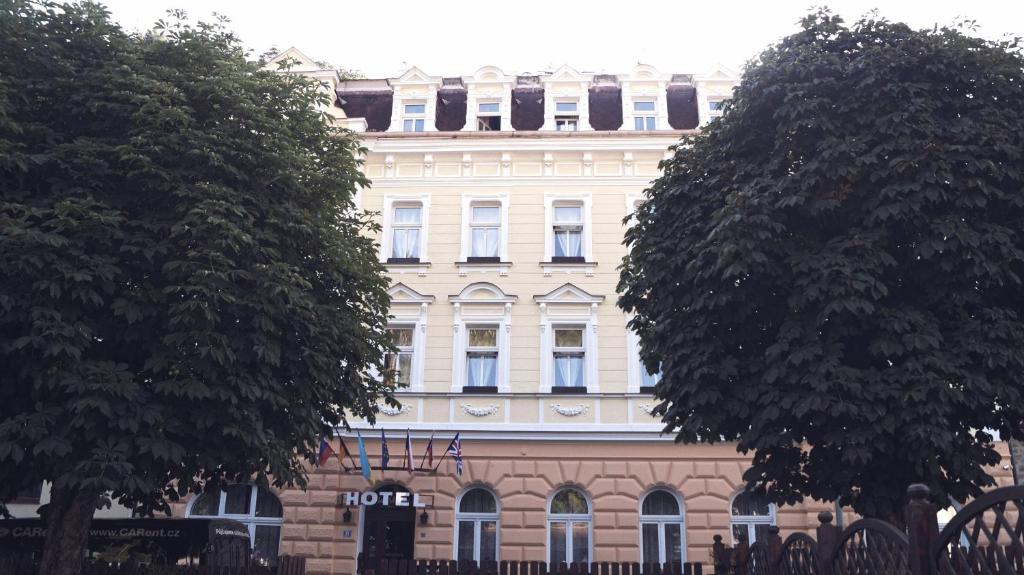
(618, 11), (1024, 521)
(0, 2), (395, 573)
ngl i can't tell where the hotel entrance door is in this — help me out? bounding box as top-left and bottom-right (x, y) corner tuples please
(361, 485), (416, 562)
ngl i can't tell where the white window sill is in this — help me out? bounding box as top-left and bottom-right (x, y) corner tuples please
(385, 261), (432, 277)
(456, 261), (512, 277)
(539, 261), (596, 277)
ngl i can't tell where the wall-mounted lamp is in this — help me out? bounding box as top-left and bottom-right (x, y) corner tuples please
(342, 508), (352, 523)
(419, 510), (429, 526)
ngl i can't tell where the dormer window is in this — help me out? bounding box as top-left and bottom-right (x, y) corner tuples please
(477, 102), (501, 131)
(403, 103), (426, 132)
(634, 100), (657, 130)
(555, 101), (579, 131)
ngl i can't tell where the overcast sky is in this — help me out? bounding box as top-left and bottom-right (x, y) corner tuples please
(99, 0), (1022, 78)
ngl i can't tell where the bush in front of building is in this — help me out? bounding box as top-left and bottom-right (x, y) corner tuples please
(0, 2), (395, 574)
(618, 9), (1024, 522)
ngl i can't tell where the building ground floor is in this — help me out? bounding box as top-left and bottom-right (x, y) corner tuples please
(173, 436), (1021, 575)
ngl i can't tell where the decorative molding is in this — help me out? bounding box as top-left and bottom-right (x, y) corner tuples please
(462, 403), (500, 417)
(637, 404), (658, 416)
(550, 403), (589, 417)
(380, 404), (413, 417)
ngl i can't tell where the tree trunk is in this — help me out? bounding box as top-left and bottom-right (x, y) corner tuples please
(37, 487), (101, 575)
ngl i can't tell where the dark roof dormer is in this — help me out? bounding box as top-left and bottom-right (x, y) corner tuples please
(435, 77), (467, 132)
(589, 74), (622, 131)
(511, 75), (544, 131)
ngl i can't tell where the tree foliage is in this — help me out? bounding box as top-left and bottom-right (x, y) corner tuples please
(0, 1), (393, 570)
(619, 11), (1024, 519)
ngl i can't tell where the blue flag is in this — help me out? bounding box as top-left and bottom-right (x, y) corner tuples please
(356, 431), (372, 483)
(381, 428), (390, 469)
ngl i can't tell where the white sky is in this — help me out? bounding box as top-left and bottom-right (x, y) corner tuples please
(100, 0), (1022, 78)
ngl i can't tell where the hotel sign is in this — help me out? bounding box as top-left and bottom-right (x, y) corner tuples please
(340, 491), (427, 508)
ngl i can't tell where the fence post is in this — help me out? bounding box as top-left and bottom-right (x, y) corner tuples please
(766, 526), (782, 575)
(905, 483), (939, 575)
(711, 535), (730, 575)
(815, 511), (839, 575)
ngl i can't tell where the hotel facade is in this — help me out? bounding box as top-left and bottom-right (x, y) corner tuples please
(169, 50), (1014, 574)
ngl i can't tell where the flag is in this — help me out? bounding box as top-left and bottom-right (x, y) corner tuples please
(405, 430), (414, 473)
(338, 436), (355, 467)
(425, 432), (434, 468)
(380, 428), (390, 469)
(446, 433), (463, 476)
(317, 439), (336, 467)
(357, 431), (373, 483)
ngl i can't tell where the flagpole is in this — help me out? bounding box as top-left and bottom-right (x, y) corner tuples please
(339, 436), (359, 469)
(432, 435), (457, 473)
(418, 431), (435, 470)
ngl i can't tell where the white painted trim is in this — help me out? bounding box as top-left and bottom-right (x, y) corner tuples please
(186, 485), (284, 555)
(542, 193), (593, 264)
(361, 135), (685, 154)
(537, 300), (601, 394)
(546, 486), (593, 564)
(373, 177), (660, 188)
(385, 302), (429, 393)
(728, 490), (778, 545)
(381, 194), (431, 264)
(453, 485), (501, 562)
(450, 297), (514, 393)
(459, 194), (510, 262)
(638, 487), (687, 564)
(626, 324), (642, 394)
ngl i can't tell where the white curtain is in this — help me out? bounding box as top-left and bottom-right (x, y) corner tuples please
(468, 356), (496, 386)
(392, 229), (420, 258)
(555, 356), (583, 387)
(555, 230), (581, 258)
(471, 228), (499, 257)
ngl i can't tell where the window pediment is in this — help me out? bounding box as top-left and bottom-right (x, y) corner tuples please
(450, 282), (517, 305)
(388, 283), (435, 305)
(533, 283), (604, 305)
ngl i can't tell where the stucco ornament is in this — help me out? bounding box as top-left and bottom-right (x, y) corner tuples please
(637, 404), (658, 416)
(550, 403), (589, 417)
(379, 404), (412, 417)
(461, 403), (500, 417)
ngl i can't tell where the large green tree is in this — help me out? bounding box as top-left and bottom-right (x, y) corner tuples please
(619, 11), (1024, 521)
(0, 2), (394, 573)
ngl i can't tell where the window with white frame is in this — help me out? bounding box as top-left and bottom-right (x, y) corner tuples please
(465, 326), (499, 388)
(553, 327), (585, 388)
(389, 203), (423, 262)
(455, 487), (499, 562)
(477, 102), (501, 131)
(468, 204), (501, 261)
(730, 492), (776, 544)
(555, 101), (579, 131)
(385, 326), (415, 388)
(188, 485), (284, 565)
(548, 488), (591, 564)
(641, 365), (662, 391)
(708, 98), (728, 118)
(634, 100), (657, 130)
(403, 103), (426, 132)
(552, 204), (584, 261)
(640, 490), (685, 565)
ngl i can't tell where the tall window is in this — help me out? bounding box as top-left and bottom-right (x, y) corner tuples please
(640, 366), (662, 391)
(390, 204), (422, 262)
(188, 485), (284, 565)
(641, 490), (685, 564)
(553, 327), (585, 388)
(477, 102), (501, 131)
(548, 488), (591, 564)
(403, 103), (426, 132)
(466, 326), (498, 389)
(552, 204), (584, 261)
(634, 100), (656, 130)
(708, 99), (728, 118)
(555, 102), (579, 131)
(456, 487), (499, 563)
(385, 326), (415, 387)
(469, 204), (501, 261)
(730, 492), (775, 544)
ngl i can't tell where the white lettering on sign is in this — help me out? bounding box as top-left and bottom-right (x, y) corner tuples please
(342, 491), (427, 508)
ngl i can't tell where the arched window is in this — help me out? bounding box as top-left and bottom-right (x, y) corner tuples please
(455, 487), (499, 562)
(640, 489), (685, 564)
(188, 484), (284, 565)
(730, 491), (775, 544)
(548, 487), (591, 564)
